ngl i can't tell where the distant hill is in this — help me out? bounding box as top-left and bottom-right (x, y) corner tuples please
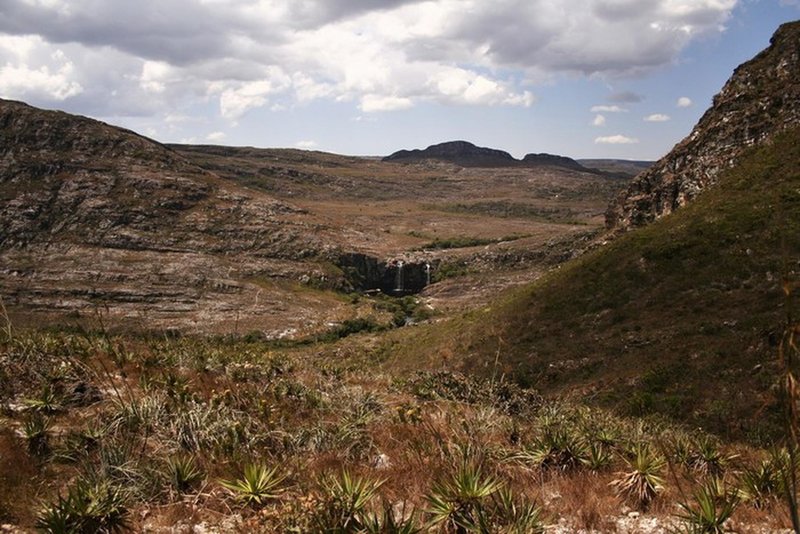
(607, 20), (800, 232)
(577, 159), (653, 178)
(522, 152), (589, 172)
(384, 140), (592, 171)
(383, 140), (518, 167)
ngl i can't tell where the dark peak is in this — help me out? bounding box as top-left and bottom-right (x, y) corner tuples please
(383, 140), (517, 167)
(606, 21), (800, 233)
(521, 152), (587, 171)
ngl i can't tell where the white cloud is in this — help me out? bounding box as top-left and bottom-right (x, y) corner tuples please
(595, 134), (639, 144)
(0, 35), (83, 100)
(428, 67), (535, 107)
(206, 131), (226, 142)
(359, 94), (413, 112)
(677, 96), (693, 107)
(295, 140), (317, 149)
(0, 60), (82, 100)
(0, 0), (735, 118)
(216, 70), (291, 119)
(591, 105), (627, 113)
(139, 60), (172, 93)
(592, 114), (606, 126)
(644, 113), (670, 122)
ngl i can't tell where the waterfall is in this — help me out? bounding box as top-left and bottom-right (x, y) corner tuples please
(395, 261), (404, 294)
(425, 263), (431, 285)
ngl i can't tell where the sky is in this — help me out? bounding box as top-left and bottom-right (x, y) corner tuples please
(0, 1), (798, 160)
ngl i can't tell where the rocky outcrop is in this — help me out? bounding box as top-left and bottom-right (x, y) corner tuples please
(337, 253), (432, 295)
(606, 21), (800, 232)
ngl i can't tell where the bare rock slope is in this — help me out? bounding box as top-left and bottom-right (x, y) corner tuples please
(0, 99), (346, 333)
(606, 20), (800, 232)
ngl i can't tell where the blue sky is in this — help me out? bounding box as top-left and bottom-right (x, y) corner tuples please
(0, 0), (797, 160)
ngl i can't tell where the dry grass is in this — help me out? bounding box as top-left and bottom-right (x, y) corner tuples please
(0, 327), (795, 531)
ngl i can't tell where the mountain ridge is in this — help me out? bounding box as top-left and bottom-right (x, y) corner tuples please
(383, 140), (595, 171)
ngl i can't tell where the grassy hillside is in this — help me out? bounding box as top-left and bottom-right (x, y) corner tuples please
(419, 129), (800, 442)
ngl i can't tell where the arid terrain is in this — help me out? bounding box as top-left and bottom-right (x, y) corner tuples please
(1, 18), (800, 534)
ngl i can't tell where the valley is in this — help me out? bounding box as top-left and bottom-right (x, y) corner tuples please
(1, 18), (799, 534)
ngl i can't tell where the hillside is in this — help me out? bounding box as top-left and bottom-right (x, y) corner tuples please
(607, 20), (800, 232)
(0, 99), (624, 334)
(411, 129), (800, 439)
(1, 136), (795, 530)
(0, 99), (366, 335)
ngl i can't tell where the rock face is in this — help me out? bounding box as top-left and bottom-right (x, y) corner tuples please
(606, 21), (800, 232)
(337, 253), (432, 295)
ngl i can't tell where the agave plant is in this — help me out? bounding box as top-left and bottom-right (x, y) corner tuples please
(738, 458), (780, 509)
(581, 441), (613, 473)
(610, 444), (666, 509)
(426, 461), (503, 532)
(515, 427), (586, 472)
(361, 501), (421, 534)
(167, 454), (204, 493)
(219, 463), (286, 506)
(22, 412), (52, 455)
(314, 469), (386, 532)
(486, 487), (546, 534)
(677, 478), (739, 533)
(689, 437), (736, 476)
(36, 479), (129, 533)
(24, 383), (62, 414)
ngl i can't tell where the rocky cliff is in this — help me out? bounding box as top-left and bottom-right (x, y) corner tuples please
(606, 20), (800, 231)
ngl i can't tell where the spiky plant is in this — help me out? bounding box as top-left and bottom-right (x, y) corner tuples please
(219, 463), (286, 506)
(670, 435), (693, 466)
(426, 461), (503, 533)
(610, 444), (666, 509)
(738, 458), (780, 509)
(516, 427), (586, 471)
(314, 469), (386, 532)
(677, 478), (739, 533)
(581, 441), (612, 473)
(36, 479), (129, 533)
(167, 454), (203, 493)
(24, 383), (62, 414)
(486, 487), (546, 534)
(689, 437), (736, 476)
(22, 412), (52, 455)
(361, 502), (421, 534)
